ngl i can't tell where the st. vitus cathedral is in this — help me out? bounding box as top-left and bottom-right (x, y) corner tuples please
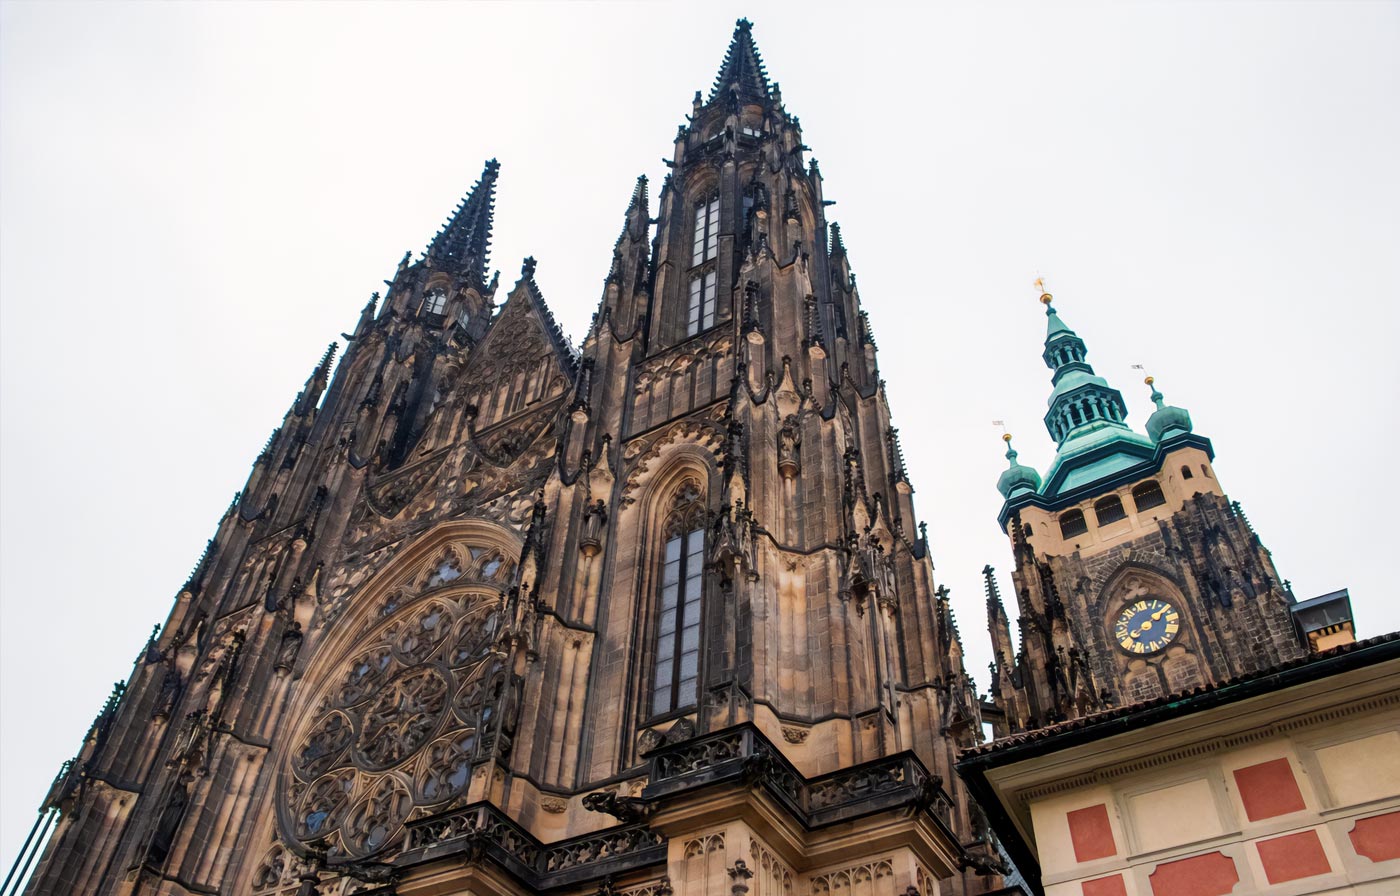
(22, 21), (999, 896)
(17, 19), (1335, 896)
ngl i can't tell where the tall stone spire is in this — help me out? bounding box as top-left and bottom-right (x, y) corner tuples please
(425, 158), (500, 289)
(708, 18), (770, 104)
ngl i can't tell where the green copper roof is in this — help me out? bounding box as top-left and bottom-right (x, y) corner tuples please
(1144, 377), (1194, 441)
(996, 293), (1208, 526)
(997, 436), (1043, 499)
(1045, 304), (1075, 338)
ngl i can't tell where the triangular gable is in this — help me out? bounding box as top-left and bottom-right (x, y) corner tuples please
(457, 264), (578, 431)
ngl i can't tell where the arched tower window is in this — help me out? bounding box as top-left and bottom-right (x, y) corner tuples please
(1059, 509), (1088, 539)
(1132, 480), (1167, 512)
(1094, 495), (1127, 525)
(653, 479), (707, 716)
(685, 194), (721, 337)
(688, 270), (718, 335)
(692, 196), (719, 265)
(422, 286), (448, 317)
(1181, 465), (1194, 480)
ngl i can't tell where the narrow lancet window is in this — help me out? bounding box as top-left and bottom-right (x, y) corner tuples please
(687, 271), (718, 336)
(653, 481), (706, 716)
(692, 197), (719, 265)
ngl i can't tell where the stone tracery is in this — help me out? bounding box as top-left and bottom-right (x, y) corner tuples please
(281, 536), (510, 860)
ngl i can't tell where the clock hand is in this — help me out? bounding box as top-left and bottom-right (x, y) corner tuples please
(1152, 608), (1168, 621)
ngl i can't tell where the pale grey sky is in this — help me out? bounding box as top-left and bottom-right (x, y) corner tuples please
(2, 0), (1397, 875)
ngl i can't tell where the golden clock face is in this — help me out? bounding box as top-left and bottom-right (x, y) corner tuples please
(1114, 598), (1180, 654)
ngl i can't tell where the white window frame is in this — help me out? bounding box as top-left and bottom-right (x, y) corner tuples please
(692, 197), (719, 266)
(652, 525), (704, 716)
(687, 271), (718, 337)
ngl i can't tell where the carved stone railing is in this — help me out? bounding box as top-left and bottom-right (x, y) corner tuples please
(392, 726), (958, 891)
(401, 802), (664, 890)
(646, 723), (957, 833)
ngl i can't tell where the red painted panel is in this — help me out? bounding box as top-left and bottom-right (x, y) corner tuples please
(1350, 811), (1400, 862)
(1149, 851), (1239, 896)
(1068, 803), (1117, 862)
(1258, 829), (1331, 884)
(1082, 874), (1128, 896)
(1233, 758), (1306, 821)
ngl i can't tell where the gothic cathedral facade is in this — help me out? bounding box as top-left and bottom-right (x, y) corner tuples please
(23, 21), (1003, 896)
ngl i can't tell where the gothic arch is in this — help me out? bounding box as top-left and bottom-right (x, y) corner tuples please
(1094, 561), (1189, 621)
(1097, 562), (1204, 698)
(613, 451), (720, 747)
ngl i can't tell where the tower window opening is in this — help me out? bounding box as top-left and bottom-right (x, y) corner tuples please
(692, 197), (719, 265)
(1023, 523), (1034, 538)
(1202, 464), (1212, 479)
(1132, 480), (1167, 512)
(422, 287), (448, 316)
(687, 271), (717, 336)
(1094, 495), (1128, 525)
(1059, 509), (1088, 539)
(1181, 465), (1194, 480)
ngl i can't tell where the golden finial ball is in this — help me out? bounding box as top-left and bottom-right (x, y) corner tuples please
(1002, 433), (1013, 443)
(1039, 293), (1053, 305)
(1144, 375), (1154, 385)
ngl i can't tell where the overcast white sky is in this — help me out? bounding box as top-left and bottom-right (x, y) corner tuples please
(3, 0), (1397, 875)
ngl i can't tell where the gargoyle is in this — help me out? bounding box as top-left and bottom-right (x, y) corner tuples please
(581, 789), (651, 823)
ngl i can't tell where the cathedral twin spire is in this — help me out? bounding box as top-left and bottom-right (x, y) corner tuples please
(709, 18), (771, 104)
(425, 157), (499, 291)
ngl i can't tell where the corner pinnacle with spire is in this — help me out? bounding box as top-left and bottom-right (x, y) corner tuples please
(997, 433), (1042, 498)
(617, 174), (650, 247)
(1142, 374), (1194, 441)
(983, 564), (1006, 615)
(709, 18), (771, 104)
(829, 222), (846, 257)
(426, 158), (499, 290)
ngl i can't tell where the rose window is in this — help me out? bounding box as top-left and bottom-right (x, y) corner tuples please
(354, 667), (449, 769)
(281, 552), (506, 860)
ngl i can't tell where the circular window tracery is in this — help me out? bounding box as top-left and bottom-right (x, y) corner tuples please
(281, 537), (511, 860)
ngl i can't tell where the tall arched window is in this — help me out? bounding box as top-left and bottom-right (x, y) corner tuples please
(653, 480), (707, 716)
(692, 196), (719, 265)
(685, 194), (720, 337)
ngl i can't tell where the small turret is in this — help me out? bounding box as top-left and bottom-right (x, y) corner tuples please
(1143, 375), (1193, 441)
(996, 434), (1042, 499)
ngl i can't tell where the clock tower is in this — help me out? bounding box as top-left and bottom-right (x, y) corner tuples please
(983, 289), (1307, 735)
